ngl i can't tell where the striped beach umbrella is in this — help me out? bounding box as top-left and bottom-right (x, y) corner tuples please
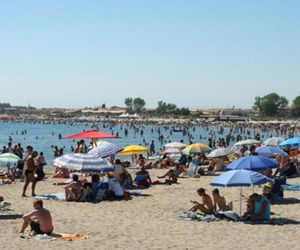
(53, 153), (113, 173)
(88, 141), (123, 158)
(207, 148), (234, 158)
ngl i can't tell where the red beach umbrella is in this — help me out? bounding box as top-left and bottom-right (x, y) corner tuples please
(65, 130), (119, 140)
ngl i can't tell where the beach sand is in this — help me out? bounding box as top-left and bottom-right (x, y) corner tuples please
(1, 170), (300, 250)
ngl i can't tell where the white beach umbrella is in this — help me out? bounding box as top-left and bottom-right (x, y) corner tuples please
(207, 148), (234, 158)
(164, 142), (187, 148)
(262, 137), (284, 147)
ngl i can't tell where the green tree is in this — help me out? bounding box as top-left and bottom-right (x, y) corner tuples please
(253, 92), (288, 116)
(101, 103), (106, 109)
(292, 96), (300, 116)
(124, 98), (133, 112)
(133, 97), (146, 113)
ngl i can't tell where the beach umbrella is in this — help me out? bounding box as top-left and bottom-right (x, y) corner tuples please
(226, 156), (279, 171)
(0, 153), (20, 164)
(117, 145), (148, 156)
(210, 169), (269, 215)
(88, 141), (123, 158)
(0, 153), (21, 173)
(182, 143), (211, 155)
(234, 139), (261, 146)
(161, 147), (181, 155)
(279, 137), (300, 148)
(53, 153), (113, 173)
(164, 142), (187, 148)
(65, 129), (119, 140)
(262, 137), (284, 147)
(207, 148), (234, 158)
(255, 146), (288, 158)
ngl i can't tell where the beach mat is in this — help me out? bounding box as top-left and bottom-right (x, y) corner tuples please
(34, 193), (65, 200)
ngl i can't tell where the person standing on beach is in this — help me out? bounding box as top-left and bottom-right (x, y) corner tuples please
(22, 151), (38, 197)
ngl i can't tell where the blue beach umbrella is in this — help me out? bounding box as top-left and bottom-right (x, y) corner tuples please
(210, 169), (269, 214)
(210, 169), (269, 187)
(88, 141), (123, 158)
(226, 156), (279, 171)
(53, 153), (114, 173)
(255, 146), (288, 158)
(279, 137), (300, 149)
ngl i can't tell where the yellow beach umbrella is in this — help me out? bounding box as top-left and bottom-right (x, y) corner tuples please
(182, 143), (211, 155)
(117, 145), (148, 156)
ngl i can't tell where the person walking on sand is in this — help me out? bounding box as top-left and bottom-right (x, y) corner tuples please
(22, 151), (38, 197)
(20, 199), (53, 235)
(189, 188), (214, 214)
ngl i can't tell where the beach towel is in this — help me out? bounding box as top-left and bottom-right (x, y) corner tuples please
(0, 202), (11, 211)
(34, 233), (88, 241)
(217, 211), (240, 222)
(185, 164), (200, 177)
(281, 184), (300, 191)
(35, 193), (65, 200)
(178, 212), (220, 222)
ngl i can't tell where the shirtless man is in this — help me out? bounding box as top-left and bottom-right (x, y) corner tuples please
(22, 151), (38, 197)
(189, 188), (214, 214)
(64, 174), (83, 201)
(20, 199), (53, 235)
(212, 188), (233, 212)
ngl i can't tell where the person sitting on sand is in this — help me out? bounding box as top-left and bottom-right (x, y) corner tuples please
(64, 174), (83, 201)
(107, 172), (124, 200)
(20, 199), (53, 235)
(212, 188), (233, 212)
(114, 159), (127, 187)
(135, 166), (152, 187)
(243, 193), (270, 222)
(154, 164), (185, 185)
(0, 196), (3, 203)
(189, 188), (214, 215)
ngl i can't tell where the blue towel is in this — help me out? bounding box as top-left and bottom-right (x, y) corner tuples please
(281, 184), (300, 191)
(35, 193), (66, 200)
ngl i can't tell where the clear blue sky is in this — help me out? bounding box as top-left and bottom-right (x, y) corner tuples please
(0, 0), (299, 109)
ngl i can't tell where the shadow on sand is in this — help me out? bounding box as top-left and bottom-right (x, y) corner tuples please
(0, 214), (23, 220)
(272, 198), (300, 205)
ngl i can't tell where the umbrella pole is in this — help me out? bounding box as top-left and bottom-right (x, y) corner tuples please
(240, 187), (242, 216)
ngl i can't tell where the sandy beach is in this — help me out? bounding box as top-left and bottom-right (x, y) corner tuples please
(1, 169), (300, 250)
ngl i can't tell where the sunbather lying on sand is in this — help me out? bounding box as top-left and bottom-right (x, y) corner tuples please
(52, 168), (70, 178)
(189, 188), (214, 215)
